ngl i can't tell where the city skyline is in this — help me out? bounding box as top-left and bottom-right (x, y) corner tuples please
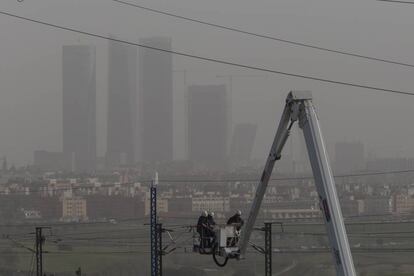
(138, 37), (174, 164)
(1, 1), (414, 275)
(62, 45), (96, 172)
(188, 84), (228, 170)
(106, 40), (137, 168)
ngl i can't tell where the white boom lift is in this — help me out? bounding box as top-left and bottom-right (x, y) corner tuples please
(236, 91), (356, 276)
(196, 91), (356, 275)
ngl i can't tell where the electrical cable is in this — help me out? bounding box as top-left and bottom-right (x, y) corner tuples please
(0, 10), (412, 96)
(377, 0), (414, 4)
(2, 168), (414, 196)
(113, 0), (414, 69)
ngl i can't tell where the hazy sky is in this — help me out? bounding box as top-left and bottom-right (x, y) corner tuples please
(1, 0), (413, 166)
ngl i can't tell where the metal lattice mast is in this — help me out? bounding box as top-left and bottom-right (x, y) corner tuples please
(264, 223), (272, 276)
(35, 227), (43, 276)
(35, 227), (50, 276)
(150, 172), (161, 276)
(157, 223), (163, 276)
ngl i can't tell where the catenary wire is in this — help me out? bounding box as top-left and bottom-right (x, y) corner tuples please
(1, 168), (414, 196)
(113, 0), (414, 69)
(150, 168), (414, 183)
(377, 0), (414, 4)
(0, 169), (413, 197)
(0, 10), (413, 96)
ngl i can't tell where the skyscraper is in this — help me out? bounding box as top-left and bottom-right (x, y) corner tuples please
(106, 40), (137, 167)
(188, 85), (228, 169)
(138, 37), (173, 163)
(229, 123), (257, 167)
(62, 45), (96, 172)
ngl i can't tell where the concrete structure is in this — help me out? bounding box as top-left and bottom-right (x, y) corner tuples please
(62, 197), (87, 221)
(188, 85), (228, 169)
(192, 196), (230, 213)
(392, 193), (414, 215)
(138, 37), (173, 163)
(262, 208), (321, 220)
(361, 197), (391, 215)
(145, 195), (168, 216)
(62, 45), (96, 172)
(340, 197), (364, 217)
(106, 40), (137, 168)
(229, 123), (257, 168)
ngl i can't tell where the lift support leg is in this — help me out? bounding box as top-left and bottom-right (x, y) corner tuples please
(238, 91), (356, 276)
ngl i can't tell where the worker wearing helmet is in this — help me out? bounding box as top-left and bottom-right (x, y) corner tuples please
(197, 210), (209, 248)
(227, 210), (244, 230)
(227, 210), (244, 246)
(205, 211), (216, 244)
(207, 211), (216, 227)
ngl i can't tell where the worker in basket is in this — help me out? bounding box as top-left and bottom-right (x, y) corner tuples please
(207, 211), (216, 228)
(197, 210), (213, 249)
(226, 210), (244, 246)
(206, 211), (217, 242)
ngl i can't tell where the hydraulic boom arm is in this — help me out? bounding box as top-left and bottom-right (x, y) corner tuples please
(238, 91), (356, 276)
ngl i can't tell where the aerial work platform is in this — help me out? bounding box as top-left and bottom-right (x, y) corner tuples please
(195, 91), (356, 276)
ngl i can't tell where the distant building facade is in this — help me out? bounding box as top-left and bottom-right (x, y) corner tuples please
(144, 192), (168, 215)
(192, 196), (230, 213)
(334, 141), (364, 173)
(62, 197), (87, 221)
(361, 196), (391, 215)
(106, 40), (137, 168)
(392, 193), (414, 215)
(188, 85), (228, 170)
(229, 123), (257, 167)
(62, 45), (96, 172)
(138, 37), (173, 163)
(262, 208), (321, 220)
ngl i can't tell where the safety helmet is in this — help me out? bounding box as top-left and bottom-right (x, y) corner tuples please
(237, 210), (242, 216)
(209, 211), (215, 217)
(202, 210), (208, 217)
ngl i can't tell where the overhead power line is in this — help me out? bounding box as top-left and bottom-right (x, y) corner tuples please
(378, 0), (414, 4)
(113, 0), (414, 69)
(1, 168), (414, 196)
(152, 168), (414, 183)
(0, 10), (413, 96)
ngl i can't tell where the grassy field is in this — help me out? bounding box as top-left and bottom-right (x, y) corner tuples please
(0, 219), (413, 275)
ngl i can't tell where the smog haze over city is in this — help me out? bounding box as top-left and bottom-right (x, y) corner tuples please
(0, 0), (414, 275)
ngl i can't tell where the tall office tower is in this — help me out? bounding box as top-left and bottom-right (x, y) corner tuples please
(138, 37), (173, 163)
(229, 123), (257, 167)
(106, 40), (137, 168)
(188, 85), (228, 170)
(334, 141), (365, 173)
(62, 45), (96, 172)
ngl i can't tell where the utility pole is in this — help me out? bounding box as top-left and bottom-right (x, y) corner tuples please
(35, 227), (50, 276)
(156, 223), (163, 276)
(264, 223), (272, 276)
(150, 172), (162, 276)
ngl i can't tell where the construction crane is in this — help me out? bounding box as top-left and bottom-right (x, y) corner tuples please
(201, 91), (356, 276)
